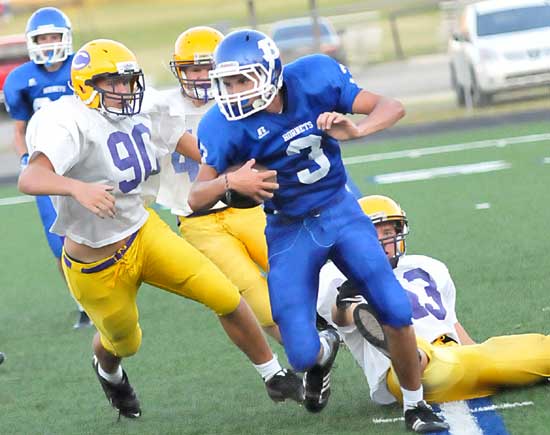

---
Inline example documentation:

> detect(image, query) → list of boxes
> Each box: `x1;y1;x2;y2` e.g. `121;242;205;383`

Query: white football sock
254;355;283;381
402;385;424;411
98;362;123;385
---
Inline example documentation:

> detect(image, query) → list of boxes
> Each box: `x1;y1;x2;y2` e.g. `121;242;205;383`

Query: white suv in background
448;0;550;106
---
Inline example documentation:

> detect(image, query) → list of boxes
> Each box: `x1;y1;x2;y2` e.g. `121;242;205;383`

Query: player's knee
276;315;320;371
242;292;275;327
110;326;142;357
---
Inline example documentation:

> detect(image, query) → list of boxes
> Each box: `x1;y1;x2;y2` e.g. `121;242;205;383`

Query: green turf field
0;120;549;434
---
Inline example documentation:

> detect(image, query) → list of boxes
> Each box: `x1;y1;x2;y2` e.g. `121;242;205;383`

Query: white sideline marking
439;401;483;435
475;202;491;210
343;133;550;166
469;401;534;413
372;401;534;425
542;157;550;164
0;195;34;206
371;160;511;184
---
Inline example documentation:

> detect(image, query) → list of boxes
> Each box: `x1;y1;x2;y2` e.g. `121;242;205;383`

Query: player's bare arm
331;303;354;327
454;321;476;345
19;153;115;219
188;163;225;211
317;90;405;141
175;132;201;162
189;159;278;211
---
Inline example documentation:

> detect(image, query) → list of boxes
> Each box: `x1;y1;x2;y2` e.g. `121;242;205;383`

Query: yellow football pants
387;334;550;403
62;210;241;357
177;206;274;328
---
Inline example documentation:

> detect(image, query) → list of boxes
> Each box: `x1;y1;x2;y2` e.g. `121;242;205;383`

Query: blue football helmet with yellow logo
209;29;283;120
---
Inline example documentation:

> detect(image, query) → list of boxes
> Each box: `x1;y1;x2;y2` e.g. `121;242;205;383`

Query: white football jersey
317;254;459;404
153;87;225;216
26;91;186;248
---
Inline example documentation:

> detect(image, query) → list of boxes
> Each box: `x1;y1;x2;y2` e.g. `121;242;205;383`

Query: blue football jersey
3;54;74;121
198;54;361;218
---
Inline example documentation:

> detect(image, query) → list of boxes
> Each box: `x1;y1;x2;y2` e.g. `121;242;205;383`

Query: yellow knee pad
100;324;143;358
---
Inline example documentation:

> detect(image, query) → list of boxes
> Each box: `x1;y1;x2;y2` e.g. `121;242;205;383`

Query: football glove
335;279;364;309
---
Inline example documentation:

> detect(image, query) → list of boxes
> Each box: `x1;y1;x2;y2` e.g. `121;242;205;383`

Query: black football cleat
265;369;304;403
405;401;450;433
74;310;94;329
92;356;141;419
0;352;5;365
303;328;340;413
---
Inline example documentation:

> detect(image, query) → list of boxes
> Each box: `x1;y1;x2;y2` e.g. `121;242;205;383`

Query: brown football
226;162;277;183
221;163;276;208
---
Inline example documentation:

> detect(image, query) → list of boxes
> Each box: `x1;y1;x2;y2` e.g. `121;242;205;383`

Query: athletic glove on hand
336;280;364;309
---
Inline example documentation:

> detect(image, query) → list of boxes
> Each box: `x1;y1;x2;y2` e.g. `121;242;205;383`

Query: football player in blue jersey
3;7;91;329
189;30;449;432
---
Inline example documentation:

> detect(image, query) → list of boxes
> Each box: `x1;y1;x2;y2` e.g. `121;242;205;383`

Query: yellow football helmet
71;39;145;115
358;195;409;267
169;26;223;101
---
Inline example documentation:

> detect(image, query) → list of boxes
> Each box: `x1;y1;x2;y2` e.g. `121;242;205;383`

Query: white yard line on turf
372;401;534;425
0;195;34;206
343;133;550;165
439;401;483;435
371;160;511;184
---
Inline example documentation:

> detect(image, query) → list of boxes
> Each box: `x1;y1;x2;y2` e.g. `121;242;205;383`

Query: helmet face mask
170;61;213;102
71;39;145;116
209;30;283;121
372;218;408;268
26;7;73;65
170;26;224;103
358;195;409;268
88;71;145;116
210;63;278;120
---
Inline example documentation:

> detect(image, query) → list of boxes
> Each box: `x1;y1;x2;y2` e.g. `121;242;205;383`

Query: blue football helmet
209;29;283;120
26;7;73;65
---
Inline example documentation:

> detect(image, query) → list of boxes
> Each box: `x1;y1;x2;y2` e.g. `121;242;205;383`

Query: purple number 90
107;123;157;193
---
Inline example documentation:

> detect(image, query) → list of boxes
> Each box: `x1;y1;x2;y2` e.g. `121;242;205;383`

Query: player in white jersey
154;26;281;341
317;195;550;406
18;39;303;419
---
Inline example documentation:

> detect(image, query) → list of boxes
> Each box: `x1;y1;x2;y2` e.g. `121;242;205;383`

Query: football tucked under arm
220;162;277;209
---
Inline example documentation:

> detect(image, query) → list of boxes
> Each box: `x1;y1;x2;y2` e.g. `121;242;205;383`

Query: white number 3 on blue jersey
286;135;330;184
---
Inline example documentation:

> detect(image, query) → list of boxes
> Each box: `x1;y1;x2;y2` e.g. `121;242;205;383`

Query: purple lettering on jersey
107;124;156;193
107;131;142;193
72;50;90;70
171;152;199;179
403;268;447;321
132;123;155;177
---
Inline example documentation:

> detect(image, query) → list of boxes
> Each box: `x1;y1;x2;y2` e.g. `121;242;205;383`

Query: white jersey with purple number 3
25;90;186;248
153;88;225;216
317;254;459;404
